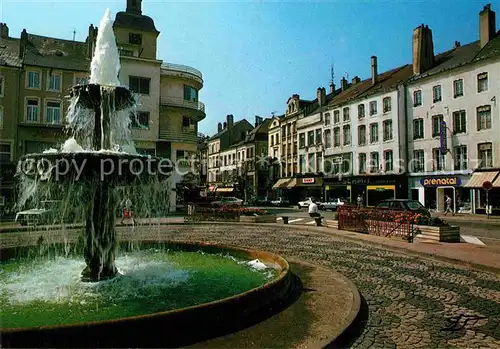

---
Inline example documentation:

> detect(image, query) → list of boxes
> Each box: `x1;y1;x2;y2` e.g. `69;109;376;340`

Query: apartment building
406;4;500;214
0;0;206;212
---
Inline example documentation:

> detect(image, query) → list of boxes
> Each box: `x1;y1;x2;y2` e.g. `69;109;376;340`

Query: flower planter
239;215;277;223
414;225;460;243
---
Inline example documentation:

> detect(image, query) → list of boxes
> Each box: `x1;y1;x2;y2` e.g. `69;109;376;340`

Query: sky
1;0;499;135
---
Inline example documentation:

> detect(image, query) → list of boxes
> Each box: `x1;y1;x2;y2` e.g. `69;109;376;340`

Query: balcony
161;63;204;86
160;96;206;120
159;127;197;144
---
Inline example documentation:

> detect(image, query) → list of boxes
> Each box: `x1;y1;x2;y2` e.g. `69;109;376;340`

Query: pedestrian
444;195;454;216
120;196;137;225
308;199;320;218
357;194;363;208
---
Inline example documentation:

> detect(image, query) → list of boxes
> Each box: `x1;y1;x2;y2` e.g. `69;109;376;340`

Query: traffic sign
482;181;493;191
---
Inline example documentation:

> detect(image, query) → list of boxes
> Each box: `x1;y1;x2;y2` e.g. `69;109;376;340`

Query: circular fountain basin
0;241;295;348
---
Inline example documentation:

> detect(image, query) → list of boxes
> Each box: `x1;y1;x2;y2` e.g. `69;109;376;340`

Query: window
383;97;391;112
333;110;340;124
413;90;422;107
343;125;351;145
384;151;393;172
26;98;39;122
432;115;444;137
343;107;350;122
333;127;340;147
307;131;314;146
324;113;331;126
369;101;377;115
315;129;322;144
0;106;3;129
413;150;425;172
432;85;442;102
270;135;274;146
48;73;61;91
45;101;61;124
453;79;464;98
183;85;198;102
383;120;393;141
358;125;366;146
452;110;466;134
324;129;332;148
27;71;40;89
370;152;379;173
358;104;365;119
0;143;11;164
477;105;492;131
359;153;366;173
130;111;150;128
432;148;445;171
129;76;150;95
119;49;134;57
299;133;306;148
0;76;4;96
478;143;493;168
413;118;424;140
454;145;467;170
299;155;305;173
370;123;379;143
316;152;323;173
129;33;142;45
75;75;88;86
477;72;488;93
182;116;191;127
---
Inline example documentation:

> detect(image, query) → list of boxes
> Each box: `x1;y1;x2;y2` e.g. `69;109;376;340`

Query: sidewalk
432;212;500;222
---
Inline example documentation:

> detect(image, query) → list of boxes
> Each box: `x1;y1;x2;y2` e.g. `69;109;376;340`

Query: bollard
282;216;289;224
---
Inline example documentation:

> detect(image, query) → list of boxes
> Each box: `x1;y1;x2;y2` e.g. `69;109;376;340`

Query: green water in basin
0;247;276;329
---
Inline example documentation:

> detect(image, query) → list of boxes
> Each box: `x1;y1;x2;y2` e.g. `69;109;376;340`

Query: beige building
0;0;205;212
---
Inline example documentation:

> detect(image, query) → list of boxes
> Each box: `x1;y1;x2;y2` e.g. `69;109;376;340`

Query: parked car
270;197;290;207
319;198;345;211
211;197;243;208
15;200;61;226
375;199;430;217
297;197;321;209
250;197;272;206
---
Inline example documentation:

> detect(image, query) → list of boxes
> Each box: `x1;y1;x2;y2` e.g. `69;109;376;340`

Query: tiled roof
114;12;159;34
0;37;22;67
207;119;252;141
23;34;89;71
473;31;500;62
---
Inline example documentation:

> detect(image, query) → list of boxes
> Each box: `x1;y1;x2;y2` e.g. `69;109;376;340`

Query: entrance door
411;189;419;201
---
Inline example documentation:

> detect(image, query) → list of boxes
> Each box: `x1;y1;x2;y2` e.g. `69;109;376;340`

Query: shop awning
286;178;297;188
493;175;500;188
216;187;234;193
272;178;290;189
464;171;499;188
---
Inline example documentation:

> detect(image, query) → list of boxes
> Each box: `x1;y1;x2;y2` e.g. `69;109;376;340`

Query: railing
161;63;203;81
159;129;197;143
160;96;205;113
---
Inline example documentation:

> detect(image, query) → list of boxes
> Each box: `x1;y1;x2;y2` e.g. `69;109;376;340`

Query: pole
486;189;490;219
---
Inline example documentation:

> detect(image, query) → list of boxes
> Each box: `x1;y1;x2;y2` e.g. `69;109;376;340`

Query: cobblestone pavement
139;224;500;349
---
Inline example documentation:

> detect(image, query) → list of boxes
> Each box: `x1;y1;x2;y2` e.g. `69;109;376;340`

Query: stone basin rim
1;239;291;334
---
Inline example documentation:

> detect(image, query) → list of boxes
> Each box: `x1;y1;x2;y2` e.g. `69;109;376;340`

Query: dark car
376;199;430;217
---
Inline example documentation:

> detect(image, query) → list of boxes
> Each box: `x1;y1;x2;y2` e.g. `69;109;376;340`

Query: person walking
120;196;137;225
444;195;454;216
357;194;363;208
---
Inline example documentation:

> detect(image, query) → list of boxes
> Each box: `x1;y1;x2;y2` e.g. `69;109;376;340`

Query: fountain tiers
18;83;172;282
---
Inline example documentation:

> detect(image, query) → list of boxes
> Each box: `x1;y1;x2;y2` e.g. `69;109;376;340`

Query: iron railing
160;96;205;113
160;63;203;81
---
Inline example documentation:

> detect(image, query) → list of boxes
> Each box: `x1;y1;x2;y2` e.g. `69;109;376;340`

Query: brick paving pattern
130;224;500;348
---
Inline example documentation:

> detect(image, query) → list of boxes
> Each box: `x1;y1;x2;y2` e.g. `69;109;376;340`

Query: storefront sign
440;121;448;155
302;178;315;184
420;177;461;187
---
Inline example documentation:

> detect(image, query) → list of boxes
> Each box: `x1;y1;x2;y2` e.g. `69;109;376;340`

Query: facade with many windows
406;4;500;214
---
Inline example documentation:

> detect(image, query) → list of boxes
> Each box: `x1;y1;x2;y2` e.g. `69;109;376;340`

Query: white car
270;197;289;206
211;197;243;207
298;197;320;209
15;200;60;226
319;198;345;211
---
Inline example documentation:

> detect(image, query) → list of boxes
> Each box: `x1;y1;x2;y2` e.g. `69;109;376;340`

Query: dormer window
129;33;142;45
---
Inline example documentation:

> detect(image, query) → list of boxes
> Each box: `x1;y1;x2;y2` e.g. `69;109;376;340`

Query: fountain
0;8;298;348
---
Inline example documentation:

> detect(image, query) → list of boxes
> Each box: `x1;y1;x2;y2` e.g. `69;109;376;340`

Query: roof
207;119;253;141
114;12;159;34
0;37;22;67
233;118;271;147
23;34;89;71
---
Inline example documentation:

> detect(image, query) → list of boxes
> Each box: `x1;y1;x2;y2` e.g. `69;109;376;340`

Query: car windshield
405;201;424;209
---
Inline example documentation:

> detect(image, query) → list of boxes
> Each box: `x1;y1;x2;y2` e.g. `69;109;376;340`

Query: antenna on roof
271;111;277;117
330;64;335;85
72;28;76;41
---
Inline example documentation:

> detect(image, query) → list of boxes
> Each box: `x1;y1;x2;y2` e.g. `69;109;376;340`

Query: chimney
19;29;28;59
317;87;327;107
371;56;378;85
223;122;227;129
0;23;9;38
480;4;496;48
454;41;461;48
412;24;435;76
341;77;348;91
255;115;263;127
127;0;142;15
217;122;222;132
86;24;97;59
227;114;234;129
352;76;361;85
329;82;335;93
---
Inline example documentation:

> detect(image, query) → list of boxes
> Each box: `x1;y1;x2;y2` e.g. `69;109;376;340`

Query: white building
406;4;500;214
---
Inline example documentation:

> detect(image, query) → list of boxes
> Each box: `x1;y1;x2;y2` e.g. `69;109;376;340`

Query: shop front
323;177;352;204
464;169;500;215
350;175;407;207
295;176;323;201
408;174;471;213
